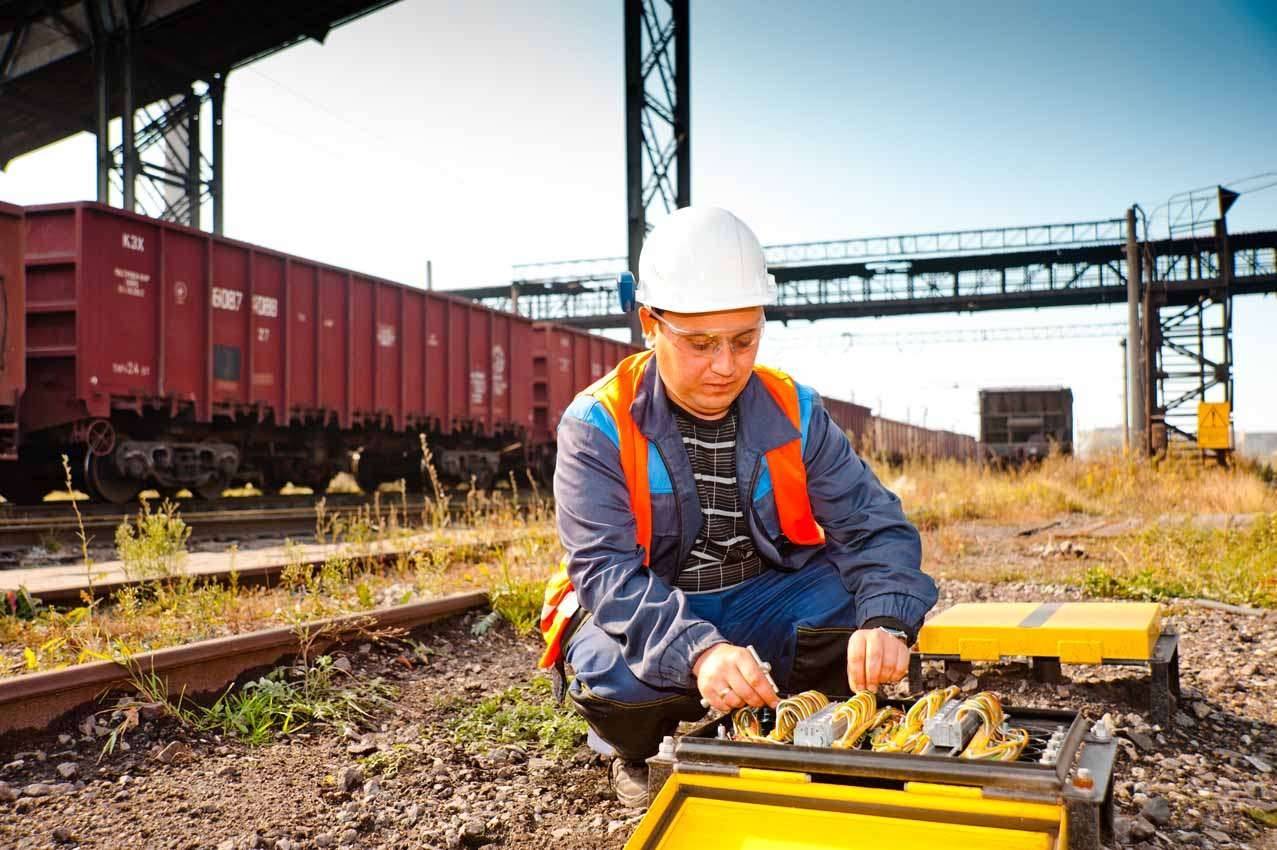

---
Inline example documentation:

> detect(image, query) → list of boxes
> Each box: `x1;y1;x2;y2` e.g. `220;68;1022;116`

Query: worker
538;207;937;808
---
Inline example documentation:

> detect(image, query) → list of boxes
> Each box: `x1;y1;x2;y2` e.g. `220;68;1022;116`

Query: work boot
609;757;650;809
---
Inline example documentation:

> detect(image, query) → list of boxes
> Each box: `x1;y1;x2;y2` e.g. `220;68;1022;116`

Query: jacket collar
629;355;801;454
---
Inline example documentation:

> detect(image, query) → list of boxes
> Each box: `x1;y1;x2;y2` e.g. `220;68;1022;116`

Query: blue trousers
565;560;858;760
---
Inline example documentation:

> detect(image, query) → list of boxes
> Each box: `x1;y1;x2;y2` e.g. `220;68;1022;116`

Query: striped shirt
672;403;763;592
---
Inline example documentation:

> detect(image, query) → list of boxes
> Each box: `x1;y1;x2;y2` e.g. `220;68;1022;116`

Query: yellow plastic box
917;602;1161;664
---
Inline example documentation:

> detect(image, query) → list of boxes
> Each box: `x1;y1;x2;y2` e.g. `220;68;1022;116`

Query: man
538;207;937;808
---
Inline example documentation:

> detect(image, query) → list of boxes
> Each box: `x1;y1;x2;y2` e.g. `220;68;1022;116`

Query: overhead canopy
0;0;399;168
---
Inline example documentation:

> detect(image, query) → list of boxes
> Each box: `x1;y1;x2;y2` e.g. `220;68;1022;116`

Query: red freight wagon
529;322;639;478
6;202;547;502
821;396;871;449
0;203;22;463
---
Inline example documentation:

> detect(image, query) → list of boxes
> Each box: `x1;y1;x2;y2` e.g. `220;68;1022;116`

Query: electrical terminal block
921;697;976;752
793;703;847;748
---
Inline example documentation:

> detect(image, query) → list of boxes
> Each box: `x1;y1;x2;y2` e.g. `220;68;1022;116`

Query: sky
1;0;1275;440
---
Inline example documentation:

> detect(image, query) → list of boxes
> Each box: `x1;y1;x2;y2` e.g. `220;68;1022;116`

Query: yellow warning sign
1197;402;1231;449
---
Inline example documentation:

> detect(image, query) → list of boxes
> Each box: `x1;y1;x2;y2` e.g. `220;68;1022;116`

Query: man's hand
692;643;780;712
846;628;910;693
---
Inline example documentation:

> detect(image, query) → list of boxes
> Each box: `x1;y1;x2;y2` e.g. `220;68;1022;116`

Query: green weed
115;499;191;580
447;676;586;758
360;743;415;778
106;653;396;751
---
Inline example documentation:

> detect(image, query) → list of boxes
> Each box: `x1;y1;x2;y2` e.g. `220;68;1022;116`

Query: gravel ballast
1;579;1275;849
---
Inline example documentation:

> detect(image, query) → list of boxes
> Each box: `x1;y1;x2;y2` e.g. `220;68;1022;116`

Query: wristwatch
876;626;911;645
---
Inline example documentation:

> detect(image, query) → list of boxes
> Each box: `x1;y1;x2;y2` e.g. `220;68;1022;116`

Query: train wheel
192;475;229;500
83;454;142;504
354;457;381;494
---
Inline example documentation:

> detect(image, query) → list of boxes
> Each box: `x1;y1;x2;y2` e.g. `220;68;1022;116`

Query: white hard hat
636;207;777;313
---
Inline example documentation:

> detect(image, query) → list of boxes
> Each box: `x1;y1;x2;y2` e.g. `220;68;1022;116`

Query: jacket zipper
746;455;763;532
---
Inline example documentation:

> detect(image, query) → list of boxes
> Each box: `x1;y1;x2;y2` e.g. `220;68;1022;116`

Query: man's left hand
846;628;910;693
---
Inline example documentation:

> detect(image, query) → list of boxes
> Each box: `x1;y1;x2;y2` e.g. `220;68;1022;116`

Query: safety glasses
649;311;765;358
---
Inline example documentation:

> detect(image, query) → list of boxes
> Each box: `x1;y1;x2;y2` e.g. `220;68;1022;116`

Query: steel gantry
624;0;689;341
452;209;1277;457
0;0;399;232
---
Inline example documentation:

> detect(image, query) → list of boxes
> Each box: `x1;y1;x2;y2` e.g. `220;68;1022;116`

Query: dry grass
1;456;560;676
886;452;1277;530
894;452;1277;607
0;525;559;676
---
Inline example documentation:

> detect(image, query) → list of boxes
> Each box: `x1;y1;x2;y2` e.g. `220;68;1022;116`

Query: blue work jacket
553;358;936;691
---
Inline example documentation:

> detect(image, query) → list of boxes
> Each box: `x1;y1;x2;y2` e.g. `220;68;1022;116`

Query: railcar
0;202;982;503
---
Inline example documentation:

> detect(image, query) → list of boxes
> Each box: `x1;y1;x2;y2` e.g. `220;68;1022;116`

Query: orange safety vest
537;350;825;669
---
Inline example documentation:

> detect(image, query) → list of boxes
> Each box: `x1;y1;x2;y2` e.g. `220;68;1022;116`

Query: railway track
0;590;489;736
0;492;540;551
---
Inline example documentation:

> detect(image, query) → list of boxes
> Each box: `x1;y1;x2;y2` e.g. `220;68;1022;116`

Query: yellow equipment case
628;699;1116;850
909;602;1180;726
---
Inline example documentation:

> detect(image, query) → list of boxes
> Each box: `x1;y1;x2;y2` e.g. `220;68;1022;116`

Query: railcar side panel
467;305;490;431
373;280;402;425
424;293;448;426
349;275;374;420
161;227;206;410
210;241;250;407
0;203;23;460
286;263;318;413
86;208;161;403
508;318;533;433
447;301;467;431
402;289;425;422
317;268;348;425
250;250;285;417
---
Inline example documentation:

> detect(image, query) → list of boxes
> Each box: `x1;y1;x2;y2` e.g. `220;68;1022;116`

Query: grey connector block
921;698;976;752
793;703;847;748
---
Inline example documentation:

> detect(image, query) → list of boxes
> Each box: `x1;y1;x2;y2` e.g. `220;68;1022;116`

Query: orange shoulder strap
752;365;826;546
589;350;655;565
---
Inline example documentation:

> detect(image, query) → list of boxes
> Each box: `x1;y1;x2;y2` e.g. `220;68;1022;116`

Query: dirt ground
1;521;1275;850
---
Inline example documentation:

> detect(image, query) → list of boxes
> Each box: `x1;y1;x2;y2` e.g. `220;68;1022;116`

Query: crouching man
537;207;937;807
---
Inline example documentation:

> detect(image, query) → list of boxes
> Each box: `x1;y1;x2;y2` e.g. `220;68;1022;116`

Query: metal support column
624;0;690;343
120;10;137;212
1124;208;1144;450
89;1;111;204
1120;338;1129;452
210;71;226;235
185;87;201;231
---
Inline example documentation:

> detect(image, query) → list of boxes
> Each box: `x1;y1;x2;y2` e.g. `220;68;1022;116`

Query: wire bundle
831;692;901;750
731;690;830;744
956;692;1030;762
871;686;960;754
769;690;830;743
867;708;905;749
732;705;766;741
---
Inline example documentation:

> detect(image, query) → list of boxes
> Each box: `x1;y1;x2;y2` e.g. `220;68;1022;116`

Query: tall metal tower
624;0;690;342
1142;184;1244;459
84;2;227;233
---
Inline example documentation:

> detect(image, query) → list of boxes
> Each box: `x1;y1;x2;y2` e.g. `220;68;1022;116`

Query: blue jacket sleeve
554;406;726;690
801;395;937;636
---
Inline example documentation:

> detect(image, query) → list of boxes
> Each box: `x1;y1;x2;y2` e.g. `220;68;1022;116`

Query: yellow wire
768;690;829;743
957;692;1029;762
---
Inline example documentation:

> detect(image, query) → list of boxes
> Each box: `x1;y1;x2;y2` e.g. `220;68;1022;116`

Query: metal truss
624;0;689;340
763;218;1126;266
1142;213;1242;457
509;218;1128;283
107;77;226;231
842;321;1128;347
455;225;1277;330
